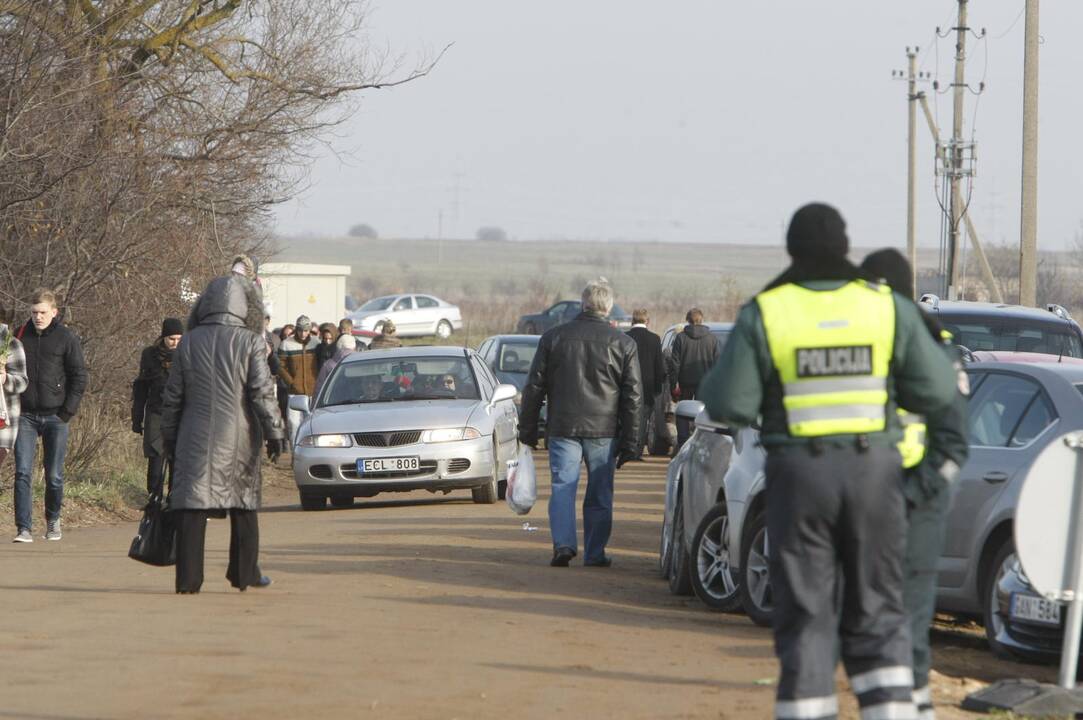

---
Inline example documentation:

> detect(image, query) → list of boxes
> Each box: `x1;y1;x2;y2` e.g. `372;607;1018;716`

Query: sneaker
12;529;32;543
45;520;61;541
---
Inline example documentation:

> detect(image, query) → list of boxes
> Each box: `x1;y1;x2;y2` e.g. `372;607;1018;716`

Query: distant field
276;235;948;341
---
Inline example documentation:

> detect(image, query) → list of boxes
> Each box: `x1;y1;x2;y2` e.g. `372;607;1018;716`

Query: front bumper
293;435;495;496
994;562;1073;660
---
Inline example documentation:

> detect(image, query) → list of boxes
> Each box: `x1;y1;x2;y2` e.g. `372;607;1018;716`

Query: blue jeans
14;414;70;531
547;436;618;562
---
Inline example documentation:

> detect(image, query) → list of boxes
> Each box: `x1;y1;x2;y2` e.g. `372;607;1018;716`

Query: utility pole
1019;0;1040;307
905;48;919;298
946;0;969;300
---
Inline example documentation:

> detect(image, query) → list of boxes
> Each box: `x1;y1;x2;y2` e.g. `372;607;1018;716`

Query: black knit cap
860;248;914;300
786;203;849;262
161;317;184;337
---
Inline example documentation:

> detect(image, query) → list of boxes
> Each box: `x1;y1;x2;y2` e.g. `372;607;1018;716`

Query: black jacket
520;313;642;454
16;318;88;421
667;324;719;390
132;341;173;457
626;326;663;398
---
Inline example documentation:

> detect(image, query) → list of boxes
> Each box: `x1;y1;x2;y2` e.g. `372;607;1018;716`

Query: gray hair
581;277;614;316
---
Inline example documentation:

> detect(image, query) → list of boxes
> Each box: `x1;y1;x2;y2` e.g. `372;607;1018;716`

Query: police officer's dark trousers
766;443;915;720
903;474;952;719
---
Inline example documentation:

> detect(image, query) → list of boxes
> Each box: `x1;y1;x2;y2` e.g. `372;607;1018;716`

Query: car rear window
940;318;1083;359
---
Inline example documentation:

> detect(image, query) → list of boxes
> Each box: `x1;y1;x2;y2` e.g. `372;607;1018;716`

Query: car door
938;371;1047;589
413;295;441;335
389;295;416;335
473;356;516;463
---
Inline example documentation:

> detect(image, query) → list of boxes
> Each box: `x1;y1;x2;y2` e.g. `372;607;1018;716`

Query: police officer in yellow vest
862;249;969;720
699;204;957;720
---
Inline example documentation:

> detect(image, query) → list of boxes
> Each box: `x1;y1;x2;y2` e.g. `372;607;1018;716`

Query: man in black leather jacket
519;278;643;568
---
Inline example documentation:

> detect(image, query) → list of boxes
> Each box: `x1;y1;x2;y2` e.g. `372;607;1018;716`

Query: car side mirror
288;395;311;414
488;383;517;410
675;399;705;421
694;409;733;436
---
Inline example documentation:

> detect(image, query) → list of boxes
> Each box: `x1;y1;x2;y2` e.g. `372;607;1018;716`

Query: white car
349;294;463;340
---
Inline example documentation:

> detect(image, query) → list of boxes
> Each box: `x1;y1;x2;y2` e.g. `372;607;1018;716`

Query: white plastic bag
505;443;537;515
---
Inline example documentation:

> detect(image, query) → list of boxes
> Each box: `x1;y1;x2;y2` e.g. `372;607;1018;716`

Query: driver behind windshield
360;375;383;402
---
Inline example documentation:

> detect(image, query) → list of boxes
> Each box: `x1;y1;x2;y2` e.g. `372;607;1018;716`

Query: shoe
550;547;576;567
12;529;32;543
45;520;61;541
584;556;613;568
240;575;273;592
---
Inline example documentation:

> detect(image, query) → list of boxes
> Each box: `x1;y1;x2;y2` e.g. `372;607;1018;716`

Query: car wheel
667;495;693;596
435;320;452;340
982;537;1019;659
690;503;742;611
299;491;326;511
471;444;500;504
739;507;773;627
330;495;353;509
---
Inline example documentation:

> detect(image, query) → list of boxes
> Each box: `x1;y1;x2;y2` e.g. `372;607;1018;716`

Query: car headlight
422;427;482;443
297;434;353;448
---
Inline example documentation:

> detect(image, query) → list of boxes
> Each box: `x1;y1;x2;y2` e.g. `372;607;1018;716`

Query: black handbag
129;462;177;566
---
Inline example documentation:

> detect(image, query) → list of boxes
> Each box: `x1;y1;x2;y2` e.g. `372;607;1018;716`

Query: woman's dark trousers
175;509;261;593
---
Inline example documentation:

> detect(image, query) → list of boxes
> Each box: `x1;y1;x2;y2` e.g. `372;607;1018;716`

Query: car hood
349;310;388;323
309;400;481;434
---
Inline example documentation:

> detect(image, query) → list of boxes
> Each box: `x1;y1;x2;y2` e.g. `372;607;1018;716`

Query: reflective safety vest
757;280;896;437
897;410;927;468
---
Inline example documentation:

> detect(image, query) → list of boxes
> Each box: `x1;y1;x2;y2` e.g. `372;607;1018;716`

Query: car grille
446;458;471;474
1006;618;1064;653
340;461;438;480
353;431;422;448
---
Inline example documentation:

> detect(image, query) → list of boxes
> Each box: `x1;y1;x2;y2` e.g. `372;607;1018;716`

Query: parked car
646;322;733;457
289;346;519;509
920;295;1083;359
477;334;547;446
660;354;1083;658
349;294;463;340
515;301;632;334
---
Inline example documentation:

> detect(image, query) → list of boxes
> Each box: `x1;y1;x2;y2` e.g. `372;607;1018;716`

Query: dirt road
0;455;1053;719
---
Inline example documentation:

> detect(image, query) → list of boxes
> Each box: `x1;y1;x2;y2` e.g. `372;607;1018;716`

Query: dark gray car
515;301;632;334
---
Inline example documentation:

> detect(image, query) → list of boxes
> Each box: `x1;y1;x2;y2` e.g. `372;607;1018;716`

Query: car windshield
940;319;1083;358
497;342;538;373
319;357;479;406
359;296;395;312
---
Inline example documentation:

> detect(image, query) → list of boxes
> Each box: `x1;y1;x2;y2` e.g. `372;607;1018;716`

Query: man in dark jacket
12;288;88;543
131;318;184;495
626;308;663;460
520;278;642;567
162;274;286;593
667;308;720;450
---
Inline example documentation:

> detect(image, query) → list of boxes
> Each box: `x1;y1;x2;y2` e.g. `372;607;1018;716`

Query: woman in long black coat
131;318;184;495
161;274;286;594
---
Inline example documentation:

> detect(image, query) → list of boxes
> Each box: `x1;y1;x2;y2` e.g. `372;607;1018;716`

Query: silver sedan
289;346;519;509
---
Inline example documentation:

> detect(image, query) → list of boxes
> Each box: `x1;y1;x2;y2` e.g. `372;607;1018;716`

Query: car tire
330;495;353;509
690;503;742;611
982;537;1020;659
300;491;326;511
435;320;452;340
739;507;773;627
667;496;693;596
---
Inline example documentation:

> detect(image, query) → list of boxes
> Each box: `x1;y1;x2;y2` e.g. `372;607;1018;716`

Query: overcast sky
273;1;1083;252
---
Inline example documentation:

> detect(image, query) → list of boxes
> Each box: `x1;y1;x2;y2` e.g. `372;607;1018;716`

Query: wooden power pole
946;0;968;300
1019;0;1040;307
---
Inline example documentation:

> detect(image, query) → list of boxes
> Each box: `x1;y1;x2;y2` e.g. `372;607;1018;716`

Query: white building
259;263;351;329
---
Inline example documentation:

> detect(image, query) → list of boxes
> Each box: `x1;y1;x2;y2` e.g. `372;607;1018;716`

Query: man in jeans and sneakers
12;288;88;542
519;278;642;567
